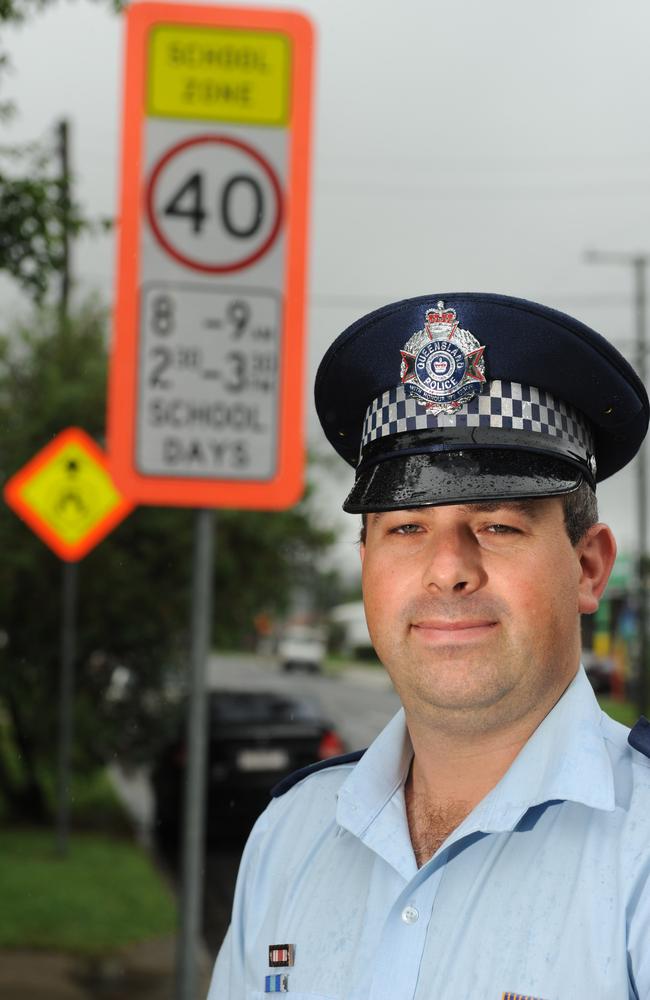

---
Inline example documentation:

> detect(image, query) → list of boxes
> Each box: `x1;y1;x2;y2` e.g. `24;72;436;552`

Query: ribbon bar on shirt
502;992;550;1000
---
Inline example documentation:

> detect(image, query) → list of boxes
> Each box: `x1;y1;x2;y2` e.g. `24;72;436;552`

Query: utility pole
57;119;71;326
55;118;77;857
585;250;649;717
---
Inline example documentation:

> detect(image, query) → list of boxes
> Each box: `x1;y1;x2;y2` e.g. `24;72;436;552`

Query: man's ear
577;523;617;615
359;541;366;566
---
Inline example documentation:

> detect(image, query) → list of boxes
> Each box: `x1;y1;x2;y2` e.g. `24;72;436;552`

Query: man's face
360;498;594;735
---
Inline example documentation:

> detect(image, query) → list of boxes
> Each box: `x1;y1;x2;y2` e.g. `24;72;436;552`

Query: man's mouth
410;619;498;642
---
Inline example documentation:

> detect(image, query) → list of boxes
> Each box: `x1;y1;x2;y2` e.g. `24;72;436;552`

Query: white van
278;625;326;673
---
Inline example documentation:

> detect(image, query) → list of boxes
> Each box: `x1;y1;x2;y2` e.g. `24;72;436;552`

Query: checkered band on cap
360;380;594;461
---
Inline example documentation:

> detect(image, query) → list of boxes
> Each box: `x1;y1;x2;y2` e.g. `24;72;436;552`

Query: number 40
163;171;264;238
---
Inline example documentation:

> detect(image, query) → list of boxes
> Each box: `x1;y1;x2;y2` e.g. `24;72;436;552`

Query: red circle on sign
145;135;284;274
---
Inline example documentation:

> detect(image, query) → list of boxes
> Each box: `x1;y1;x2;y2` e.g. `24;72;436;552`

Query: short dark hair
358;479;598;546
562;479;599;545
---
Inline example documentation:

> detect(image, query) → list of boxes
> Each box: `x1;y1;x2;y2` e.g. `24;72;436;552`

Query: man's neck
403;725;535;867
403;667;578;805
402;679;574;865
408;719;533;806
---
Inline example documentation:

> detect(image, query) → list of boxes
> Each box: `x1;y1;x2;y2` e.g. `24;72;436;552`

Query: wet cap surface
344;448;583;513
315;293;649;512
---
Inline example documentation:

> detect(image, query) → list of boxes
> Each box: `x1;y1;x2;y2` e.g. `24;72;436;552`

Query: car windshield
209;691;321;724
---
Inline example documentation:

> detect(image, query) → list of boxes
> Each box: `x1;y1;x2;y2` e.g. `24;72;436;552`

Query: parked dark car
151;689;346;849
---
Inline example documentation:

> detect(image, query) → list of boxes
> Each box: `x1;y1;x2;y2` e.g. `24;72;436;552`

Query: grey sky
5;0;650;575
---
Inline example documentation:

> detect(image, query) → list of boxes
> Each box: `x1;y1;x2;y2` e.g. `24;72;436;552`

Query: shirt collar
336;707;413;875
471;666;616;835
337;706;411;833
337;666;615;853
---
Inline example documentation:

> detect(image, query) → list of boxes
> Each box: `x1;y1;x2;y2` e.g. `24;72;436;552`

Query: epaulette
628;716;650;758
271;749;366;798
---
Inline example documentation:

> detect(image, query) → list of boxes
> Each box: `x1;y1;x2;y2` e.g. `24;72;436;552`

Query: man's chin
408;660;516;715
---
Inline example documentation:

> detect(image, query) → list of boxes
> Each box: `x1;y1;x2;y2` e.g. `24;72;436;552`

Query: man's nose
421;525;485;594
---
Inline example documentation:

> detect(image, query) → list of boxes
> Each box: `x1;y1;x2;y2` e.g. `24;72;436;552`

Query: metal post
176;508;215;1000
634;259;649;716
57;119;71;325
56;560;78;857
54;118;76;859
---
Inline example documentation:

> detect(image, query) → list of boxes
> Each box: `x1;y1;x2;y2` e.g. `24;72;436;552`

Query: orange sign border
108;3;314;509
4;428;135;562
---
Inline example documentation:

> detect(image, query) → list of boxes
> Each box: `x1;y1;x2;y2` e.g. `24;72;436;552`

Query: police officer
207;294;650;1000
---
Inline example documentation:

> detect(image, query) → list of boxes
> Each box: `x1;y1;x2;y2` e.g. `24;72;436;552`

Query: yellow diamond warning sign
4;428;134;561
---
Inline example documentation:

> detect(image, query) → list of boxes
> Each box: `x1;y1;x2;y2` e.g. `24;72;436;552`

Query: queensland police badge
400;301;486;413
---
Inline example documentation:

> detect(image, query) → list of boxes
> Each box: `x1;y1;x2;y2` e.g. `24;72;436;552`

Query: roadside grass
0;829;176;954
597;696;639;728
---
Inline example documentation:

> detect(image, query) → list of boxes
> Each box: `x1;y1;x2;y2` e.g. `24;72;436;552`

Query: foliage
0;300;188;820
0;300;339;824
213;501;337;648
0;829;176;953
0;0;122;22
0;716;131;832
0;142;86;301
0;0;120;298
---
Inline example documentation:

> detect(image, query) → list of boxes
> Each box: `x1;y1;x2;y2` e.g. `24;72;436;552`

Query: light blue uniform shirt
207;668;650;1000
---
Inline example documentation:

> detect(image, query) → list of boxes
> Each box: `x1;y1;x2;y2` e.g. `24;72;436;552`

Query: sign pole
176;507;215;1000
56;559;78;857
3;429;133;857
109;12;314;990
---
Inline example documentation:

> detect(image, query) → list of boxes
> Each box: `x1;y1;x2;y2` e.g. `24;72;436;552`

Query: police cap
314;293;649;513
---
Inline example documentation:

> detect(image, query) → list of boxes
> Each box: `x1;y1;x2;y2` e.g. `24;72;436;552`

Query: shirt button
401;905;419;924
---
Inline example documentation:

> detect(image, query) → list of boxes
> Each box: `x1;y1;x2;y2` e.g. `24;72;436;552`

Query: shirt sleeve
207;924;233;999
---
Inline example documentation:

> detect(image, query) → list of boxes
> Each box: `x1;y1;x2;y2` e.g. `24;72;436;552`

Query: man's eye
485;523;519;535
391;523;422;535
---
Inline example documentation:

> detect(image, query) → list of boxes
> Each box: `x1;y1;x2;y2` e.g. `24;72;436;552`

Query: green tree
0;140;86;302
0;300;337;823
0;0;119;302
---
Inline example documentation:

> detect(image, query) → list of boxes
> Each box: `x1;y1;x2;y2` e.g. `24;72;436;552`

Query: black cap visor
343;447;585;513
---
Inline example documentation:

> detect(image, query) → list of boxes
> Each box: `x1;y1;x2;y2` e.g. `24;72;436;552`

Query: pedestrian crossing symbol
4;427;134;561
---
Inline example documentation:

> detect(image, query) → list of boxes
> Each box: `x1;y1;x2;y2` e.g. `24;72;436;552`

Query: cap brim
343;448;583;513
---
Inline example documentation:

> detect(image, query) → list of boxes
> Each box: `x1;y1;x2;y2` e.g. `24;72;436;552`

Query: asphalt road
201;652;401;958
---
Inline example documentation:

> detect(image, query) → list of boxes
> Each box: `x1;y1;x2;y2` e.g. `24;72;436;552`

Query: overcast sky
5;0;650;577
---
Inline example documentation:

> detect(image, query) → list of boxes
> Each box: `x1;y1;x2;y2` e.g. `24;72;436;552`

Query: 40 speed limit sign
108;3;314;508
